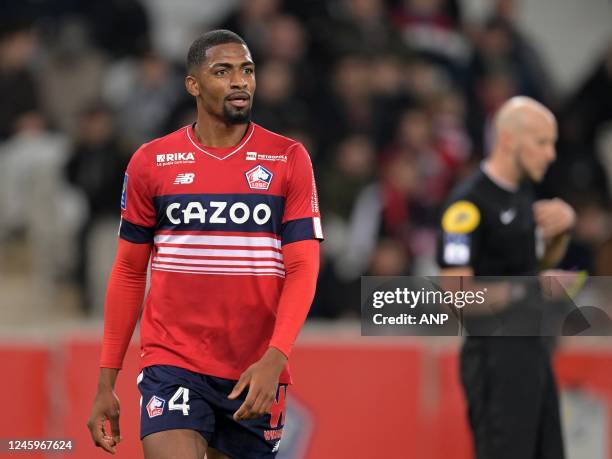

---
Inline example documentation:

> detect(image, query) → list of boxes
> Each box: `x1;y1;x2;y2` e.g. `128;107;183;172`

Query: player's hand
533;198;576;239
87;388;122;454
228;347;287;421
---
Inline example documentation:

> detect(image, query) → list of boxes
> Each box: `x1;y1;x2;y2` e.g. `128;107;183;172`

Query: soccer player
437;97;574;458
87;30;323;459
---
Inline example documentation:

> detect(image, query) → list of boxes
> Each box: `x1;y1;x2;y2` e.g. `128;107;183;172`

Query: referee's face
516;113;557;182
188;43;256;124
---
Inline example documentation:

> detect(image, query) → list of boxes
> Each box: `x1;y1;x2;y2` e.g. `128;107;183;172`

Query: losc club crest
245;165;273;190
146;395;165;418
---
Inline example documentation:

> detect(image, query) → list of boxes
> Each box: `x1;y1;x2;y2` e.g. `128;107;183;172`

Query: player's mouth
226;92;251;109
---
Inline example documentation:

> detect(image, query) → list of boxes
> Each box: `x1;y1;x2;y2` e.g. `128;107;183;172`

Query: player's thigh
206;447;231;459
143;428;207;459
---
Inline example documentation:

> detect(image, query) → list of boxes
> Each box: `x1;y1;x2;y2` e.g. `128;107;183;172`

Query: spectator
335;151;422;281
468;16;553;104
84;0;151;58
0;19;39;140
250;59;309;134
392;0;469;81
103;50;182;148
322;0;408;60
65;104;128;313
38;17;107;136
314;54;374;156
0;112;80;307
217;0;281;61
320;134;376;222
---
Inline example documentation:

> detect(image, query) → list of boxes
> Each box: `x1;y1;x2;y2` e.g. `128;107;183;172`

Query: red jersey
119;123;323;384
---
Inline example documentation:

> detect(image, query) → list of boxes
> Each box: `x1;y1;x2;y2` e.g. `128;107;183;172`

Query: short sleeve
436;199;481;268
281;143;324;245
119;149;156;243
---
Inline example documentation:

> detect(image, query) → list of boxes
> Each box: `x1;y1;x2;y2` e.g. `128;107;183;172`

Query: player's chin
223;104;251;125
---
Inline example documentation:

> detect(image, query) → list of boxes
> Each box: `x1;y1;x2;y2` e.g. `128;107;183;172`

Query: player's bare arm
230;239;320;421
87;239;151;454
228;347;288;421
88;368;121;454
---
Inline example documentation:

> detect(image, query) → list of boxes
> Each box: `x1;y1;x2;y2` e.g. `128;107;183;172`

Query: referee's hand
533;198;576;239
229;347;287;421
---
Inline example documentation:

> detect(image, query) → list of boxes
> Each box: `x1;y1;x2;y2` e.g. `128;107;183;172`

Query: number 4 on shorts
169;387;190;415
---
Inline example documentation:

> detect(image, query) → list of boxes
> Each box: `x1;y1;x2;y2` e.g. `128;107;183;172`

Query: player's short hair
187;29;247;73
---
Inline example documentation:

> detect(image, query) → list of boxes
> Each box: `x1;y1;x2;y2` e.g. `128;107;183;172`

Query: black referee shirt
437;168;541;276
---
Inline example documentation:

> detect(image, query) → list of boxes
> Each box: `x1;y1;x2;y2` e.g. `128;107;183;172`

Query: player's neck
193;116;249;148
482;158;519;191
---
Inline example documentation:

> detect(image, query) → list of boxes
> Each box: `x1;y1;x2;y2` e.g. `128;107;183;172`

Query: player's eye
244;67;254;75
215;69;227;76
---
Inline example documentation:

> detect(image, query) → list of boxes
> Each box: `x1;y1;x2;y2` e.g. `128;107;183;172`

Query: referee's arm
534;198;576;270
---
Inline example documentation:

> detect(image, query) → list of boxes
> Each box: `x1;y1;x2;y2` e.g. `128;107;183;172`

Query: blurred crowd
0;0;611;318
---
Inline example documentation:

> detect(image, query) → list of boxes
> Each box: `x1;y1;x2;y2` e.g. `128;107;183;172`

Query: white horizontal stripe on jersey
152;263;285;276
152;263;285;274
154;234;281;249
156;246;283;260
152;266;285;278
153;256;285;269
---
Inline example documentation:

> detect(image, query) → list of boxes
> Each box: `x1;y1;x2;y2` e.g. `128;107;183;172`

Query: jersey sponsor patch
156;152;196;166
246;151;287;162
443;234;471;265
121;173;128;210
442;200;480;234
245;165;273;190
154;193;284;234
146;395;165;418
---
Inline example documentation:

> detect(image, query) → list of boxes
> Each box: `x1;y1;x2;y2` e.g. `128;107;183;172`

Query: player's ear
185;75;200;97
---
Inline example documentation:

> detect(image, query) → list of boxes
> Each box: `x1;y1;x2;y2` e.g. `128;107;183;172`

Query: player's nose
230;72;248;89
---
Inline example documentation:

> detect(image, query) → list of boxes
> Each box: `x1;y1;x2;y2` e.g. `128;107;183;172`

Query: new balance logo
174;173;195;184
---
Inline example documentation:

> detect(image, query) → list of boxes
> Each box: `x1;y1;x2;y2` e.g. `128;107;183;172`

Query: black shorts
460;337;565;459
138;365;286;458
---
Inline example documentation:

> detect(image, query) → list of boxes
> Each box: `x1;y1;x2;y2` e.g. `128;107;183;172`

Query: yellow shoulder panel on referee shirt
442;200;480;234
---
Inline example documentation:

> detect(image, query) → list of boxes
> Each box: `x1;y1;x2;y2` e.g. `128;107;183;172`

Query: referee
437;97;575;459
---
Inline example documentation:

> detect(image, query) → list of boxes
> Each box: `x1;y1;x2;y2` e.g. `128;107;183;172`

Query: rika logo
146;395;165;418
156;152;195;166
245;165;273;190
174;173;195;185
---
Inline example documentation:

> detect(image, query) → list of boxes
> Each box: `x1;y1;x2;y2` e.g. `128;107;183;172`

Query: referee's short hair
187;30;247;73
